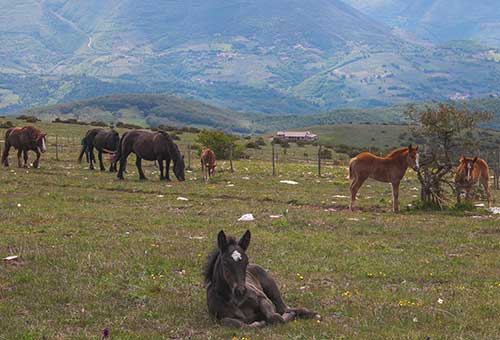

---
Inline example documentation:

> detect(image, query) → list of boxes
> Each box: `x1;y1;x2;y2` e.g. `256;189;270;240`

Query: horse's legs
17;149;23;168
1;143;10;167
250;266;287;314
158;158;165;180
349;176;366;212
33;149;41;169
391;181;401;213
456;185;462;204
136;156;146;180
165;157;171;181
23;150;29;167
117;151;131;180
259;298;284;325
89;146;95;170
98;150;105;171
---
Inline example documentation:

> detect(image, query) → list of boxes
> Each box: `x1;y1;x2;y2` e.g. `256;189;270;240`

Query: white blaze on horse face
467;163;472;181
415;153;420;169
231;250;242;262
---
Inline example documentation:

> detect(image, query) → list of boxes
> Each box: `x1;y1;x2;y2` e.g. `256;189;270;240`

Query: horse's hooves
139;177;147;181
268;313;285;325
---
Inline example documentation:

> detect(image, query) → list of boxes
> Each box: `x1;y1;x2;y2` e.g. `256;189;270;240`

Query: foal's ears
238;230;251;251
473;157;478;163
460;155;465;162
217;230;228;252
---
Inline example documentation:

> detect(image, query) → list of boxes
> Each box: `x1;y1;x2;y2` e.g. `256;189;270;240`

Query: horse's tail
77;138;88;164
348;158;356;180
112;132;125;164
1;128;13;166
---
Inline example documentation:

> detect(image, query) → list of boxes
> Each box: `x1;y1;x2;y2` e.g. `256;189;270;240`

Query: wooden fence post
229;144;234;173
272;142;276;176
318;145;322;177
187;144;192;170
55;135;59;161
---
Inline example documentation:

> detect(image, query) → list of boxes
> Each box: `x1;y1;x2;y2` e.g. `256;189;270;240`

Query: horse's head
173;154;185;181
459;156;478;182
37;134;47;153
217;230;251;302
406;144;419;171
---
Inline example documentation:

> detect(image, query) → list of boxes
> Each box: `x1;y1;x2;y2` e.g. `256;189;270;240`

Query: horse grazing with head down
455;156;491;207
115;129;185;181
201;148;216;182
204;230;320;328
2;126;47;168
349;145;420;212
78;128;120;172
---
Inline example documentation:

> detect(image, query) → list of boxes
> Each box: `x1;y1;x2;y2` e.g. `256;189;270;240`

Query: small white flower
437;298;444;304
17;203;21;208
413;317;418;323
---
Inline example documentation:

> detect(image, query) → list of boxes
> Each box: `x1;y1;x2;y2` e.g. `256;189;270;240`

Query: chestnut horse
2;126;47;168
455;156;491;207
349;145;419;212
201;148;216;182
204;230;320;328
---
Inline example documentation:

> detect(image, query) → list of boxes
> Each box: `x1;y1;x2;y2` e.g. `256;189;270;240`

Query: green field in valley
1;121;500;339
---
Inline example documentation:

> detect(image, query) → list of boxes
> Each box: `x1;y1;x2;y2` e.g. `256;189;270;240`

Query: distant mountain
2;0;500;114
344;0;500;47
16;94;500;133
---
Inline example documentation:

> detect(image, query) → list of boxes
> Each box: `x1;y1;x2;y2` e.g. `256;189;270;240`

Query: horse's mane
203;236;238;286
386;146;409;158
158;131;182;160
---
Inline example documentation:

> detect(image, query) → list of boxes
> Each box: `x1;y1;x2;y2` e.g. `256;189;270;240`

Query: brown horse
204;230;320;328
2;126;47;168
115;129;185;181
201;148;216;182
455;156;491;207
349;145;419;212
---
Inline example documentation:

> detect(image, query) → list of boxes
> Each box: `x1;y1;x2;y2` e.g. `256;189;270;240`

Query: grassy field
1;121;500;339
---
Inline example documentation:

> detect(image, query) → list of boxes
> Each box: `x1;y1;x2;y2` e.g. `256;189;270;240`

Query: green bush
195;129;243;159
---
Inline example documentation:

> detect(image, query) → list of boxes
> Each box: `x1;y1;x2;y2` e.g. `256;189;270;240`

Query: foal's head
459;156;478;181
406;145;419;171
217;230;251;301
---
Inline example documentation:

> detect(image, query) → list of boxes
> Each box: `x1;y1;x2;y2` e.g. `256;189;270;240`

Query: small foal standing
204;230;320;328
455;156;491;207
201;148;216;182
349;145;420;212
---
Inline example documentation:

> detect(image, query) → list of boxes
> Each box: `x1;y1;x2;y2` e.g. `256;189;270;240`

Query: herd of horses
1;125;494;327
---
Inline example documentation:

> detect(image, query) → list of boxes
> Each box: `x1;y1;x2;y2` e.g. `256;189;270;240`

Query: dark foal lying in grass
203;230;320;328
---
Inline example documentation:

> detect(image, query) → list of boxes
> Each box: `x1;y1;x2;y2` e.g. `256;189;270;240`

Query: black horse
115;129;185;181
203;230;320;328
78;128;120;172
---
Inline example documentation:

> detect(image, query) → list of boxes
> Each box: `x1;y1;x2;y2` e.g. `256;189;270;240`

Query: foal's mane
203;236;238;285
386;147;409;158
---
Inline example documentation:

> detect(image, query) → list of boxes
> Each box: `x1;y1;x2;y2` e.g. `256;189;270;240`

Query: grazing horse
2;126;47;168
115;129;185;181
455;156;491;207
349;145;420;212
201;148;216;182
78;128;120;172
204;230;320;328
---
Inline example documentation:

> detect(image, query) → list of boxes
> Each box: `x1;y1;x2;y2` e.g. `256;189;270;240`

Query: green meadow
1;120;500;339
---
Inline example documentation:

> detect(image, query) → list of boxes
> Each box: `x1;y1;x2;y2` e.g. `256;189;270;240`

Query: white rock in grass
332;195;348;198
475;203;485;207
3;255;18;261
437;298;444;304
17;203;21;208
157;195;164;198
269;214;283;219
177;197;189;201
238;214;255;222
489;207;500;214
280;180;298;185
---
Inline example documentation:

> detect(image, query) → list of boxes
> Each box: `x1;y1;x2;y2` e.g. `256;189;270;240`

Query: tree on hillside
406;104;492;208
